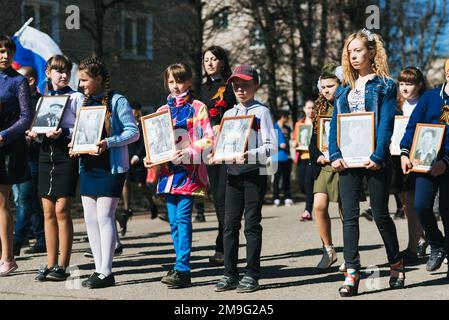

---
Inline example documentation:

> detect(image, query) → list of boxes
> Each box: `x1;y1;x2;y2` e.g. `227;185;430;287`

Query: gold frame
296;123;313;151
71;106;107;154
337;112;375;168
409;123;445;173
212;115;254;163
140;108;177;166
317;116;331;162
30;95;70;134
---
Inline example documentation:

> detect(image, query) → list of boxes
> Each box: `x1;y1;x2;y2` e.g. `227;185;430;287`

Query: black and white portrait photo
410;124;445;172
296;124;313;151
213;116;254;162
31;96;69;133
141;110;176;165
338;112;374;167
72;106;107;153
318;116;331;160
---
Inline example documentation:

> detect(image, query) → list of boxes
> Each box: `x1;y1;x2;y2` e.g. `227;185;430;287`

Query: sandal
338;269;360;297
389;259;405;289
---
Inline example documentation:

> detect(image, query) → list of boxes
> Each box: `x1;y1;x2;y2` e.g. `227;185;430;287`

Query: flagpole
14;18;34;38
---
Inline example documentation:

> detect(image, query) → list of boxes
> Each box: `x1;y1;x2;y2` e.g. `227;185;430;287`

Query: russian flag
12;18;78;94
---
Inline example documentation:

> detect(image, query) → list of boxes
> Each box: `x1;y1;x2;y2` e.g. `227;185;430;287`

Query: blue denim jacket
329;76;397;165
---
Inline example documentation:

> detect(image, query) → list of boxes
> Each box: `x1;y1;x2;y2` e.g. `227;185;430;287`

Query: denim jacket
329;76;397;165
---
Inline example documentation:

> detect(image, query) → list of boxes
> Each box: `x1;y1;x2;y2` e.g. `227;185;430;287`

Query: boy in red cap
213;65;275;293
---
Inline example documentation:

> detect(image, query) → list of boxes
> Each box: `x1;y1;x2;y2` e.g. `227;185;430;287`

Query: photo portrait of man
34;103;63;127
413;129;438;167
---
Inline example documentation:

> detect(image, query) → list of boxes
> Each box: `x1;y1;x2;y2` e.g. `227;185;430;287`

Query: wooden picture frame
317;116;331;161
212;115;254;162
409;123;445;173
390;116;410;156
30;95;69;134
71;106;107;154
141;109;177;166
337;112;375;168
296;123;313;151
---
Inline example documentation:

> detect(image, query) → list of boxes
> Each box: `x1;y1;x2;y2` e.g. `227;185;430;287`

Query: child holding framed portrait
400;60;449;277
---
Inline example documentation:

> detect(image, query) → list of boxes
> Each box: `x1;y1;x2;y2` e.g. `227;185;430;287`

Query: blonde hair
341;31;390;89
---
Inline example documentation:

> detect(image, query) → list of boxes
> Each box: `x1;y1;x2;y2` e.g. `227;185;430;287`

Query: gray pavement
1;196;448;300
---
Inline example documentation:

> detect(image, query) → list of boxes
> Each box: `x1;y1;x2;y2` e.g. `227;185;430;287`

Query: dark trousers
207;164;227;254
273;159;292;199
414;173;449;252
339;165;400;270
223;170;267;280
297;159;314;212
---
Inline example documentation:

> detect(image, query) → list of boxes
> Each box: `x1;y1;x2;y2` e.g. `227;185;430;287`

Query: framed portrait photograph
31;95;69;134
296;123;313;151
410;123;445;173
390;116;410;156
141;109;177;166
337;112;375;168
212;115;254;162
71;106;107;154
317;116;331;161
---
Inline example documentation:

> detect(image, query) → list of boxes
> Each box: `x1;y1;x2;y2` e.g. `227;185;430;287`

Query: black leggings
297;159;314;213
273;159;292;199
207;164;227;254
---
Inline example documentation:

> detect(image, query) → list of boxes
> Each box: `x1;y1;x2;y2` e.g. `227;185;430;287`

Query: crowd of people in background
1;26;449;297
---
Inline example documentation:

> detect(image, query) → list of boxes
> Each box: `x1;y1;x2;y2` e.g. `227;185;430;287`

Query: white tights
82;196;119;276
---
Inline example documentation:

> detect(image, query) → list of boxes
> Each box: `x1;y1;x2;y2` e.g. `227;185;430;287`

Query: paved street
1;196;448;300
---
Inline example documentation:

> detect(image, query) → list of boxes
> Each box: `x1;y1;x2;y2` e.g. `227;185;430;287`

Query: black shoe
46;266;70;281
195;213;206;223
401;249;419;265
389;259;405;289
209;252;224;266
84;248;94;258
150;204;158;220
394;208;405;220
160;270;175;284
214;276;239;292
87;273;115;289
361;208;373;221
35;265;52;282
82;272;100;287
116;209;133;236
24;244;46;254
426;248;446;272
236;276;259;293
417;240;428;258
162;270;191;288
158;212;169;222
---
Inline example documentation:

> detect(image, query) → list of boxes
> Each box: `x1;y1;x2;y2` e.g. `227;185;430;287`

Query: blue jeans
414;173;449;252
165;194;194;272
13;161;45;247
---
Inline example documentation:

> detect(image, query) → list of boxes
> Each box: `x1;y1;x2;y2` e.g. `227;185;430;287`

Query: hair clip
361;28;374;41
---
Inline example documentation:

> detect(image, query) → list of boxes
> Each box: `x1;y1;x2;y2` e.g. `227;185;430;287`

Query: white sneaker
316;245;337;269
274;199;281;206
338;262;346;273
284;199;293;206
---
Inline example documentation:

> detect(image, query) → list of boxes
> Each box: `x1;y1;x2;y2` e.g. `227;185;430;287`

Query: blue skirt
80;168;126;197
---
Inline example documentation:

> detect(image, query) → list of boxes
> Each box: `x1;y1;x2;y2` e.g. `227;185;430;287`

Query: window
250;27;265;49
122;12;154;60
212;9;229;30
22;0;60;42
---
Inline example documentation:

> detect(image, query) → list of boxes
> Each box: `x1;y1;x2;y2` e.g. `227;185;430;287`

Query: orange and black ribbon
439;105;449;125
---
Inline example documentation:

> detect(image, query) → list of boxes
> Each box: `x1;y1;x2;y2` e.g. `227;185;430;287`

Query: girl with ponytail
71;57;139;289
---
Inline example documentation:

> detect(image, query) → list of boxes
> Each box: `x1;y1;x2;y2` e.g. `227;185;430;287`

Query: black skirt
0;137;30;185
38;136;79;197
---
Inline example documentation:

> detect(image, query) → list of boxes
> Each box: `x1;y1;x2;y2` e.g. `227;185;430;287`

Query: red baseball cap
227;65;259;84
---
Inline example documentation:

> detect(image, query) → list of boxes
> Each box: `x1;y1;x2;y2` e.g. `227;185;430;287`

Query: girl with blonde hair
328;29;404;296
